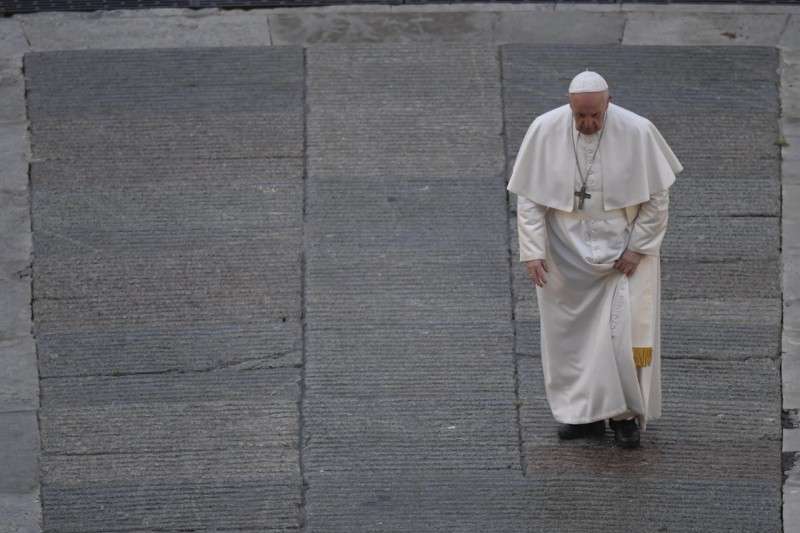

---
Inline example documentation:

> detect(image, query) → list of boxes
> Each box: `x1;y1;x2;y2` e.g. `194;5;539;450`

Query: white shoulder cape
506;103;683;212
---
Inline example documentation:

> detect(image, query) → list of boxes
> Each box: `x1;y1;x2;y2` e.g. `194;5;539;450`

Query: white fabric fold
507;103;682;212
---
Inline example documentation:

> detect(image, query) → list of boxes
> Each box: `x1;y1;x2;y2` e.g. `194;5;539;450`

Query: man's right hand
525;259;548;287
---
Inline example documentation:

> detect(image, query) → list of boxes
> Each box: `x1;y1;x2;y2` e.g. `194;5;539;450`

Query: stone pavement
0;3;797;532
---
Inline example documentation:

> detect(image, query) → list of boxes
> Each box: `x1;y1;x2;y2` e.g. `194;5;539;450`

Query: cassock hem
552;405;641;426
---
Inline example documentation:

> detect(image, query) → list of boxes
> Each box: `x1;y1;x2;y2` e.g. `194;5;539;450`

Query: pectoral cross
575;185;592;209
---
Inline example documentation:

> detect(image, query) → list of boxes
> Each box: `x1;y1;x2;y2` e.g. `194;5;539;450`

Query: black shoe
557;420;606;440
609;417;640;448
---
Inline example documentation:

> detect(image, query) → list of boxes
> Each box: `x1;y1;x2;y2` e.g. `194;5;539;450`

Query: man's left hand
614;249;644;277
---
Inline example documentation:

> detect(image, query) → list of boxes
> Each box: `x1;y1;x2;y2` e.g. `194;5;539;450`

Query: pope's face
569;91;610;135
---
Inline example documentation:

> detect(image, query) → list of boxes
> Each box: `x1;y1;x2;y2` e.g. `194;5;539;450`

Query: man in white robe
507;71;682;448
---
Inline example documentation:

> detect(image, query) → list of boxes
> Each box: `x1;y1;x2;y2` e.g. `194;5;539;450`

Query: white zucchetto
568;71;609;93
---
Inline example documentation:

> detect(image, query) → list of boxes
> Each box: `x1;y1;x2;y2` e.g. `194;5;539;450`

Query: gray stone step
27;46;305;532
24;47;304;161
517;355;781;531
304;43;521;530
306;43;505;180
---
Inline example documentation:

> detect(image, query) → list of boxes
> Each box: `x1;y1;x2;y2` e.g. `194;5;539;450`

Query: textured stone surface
518;356;782;531
0;336;39;411
788;463;800;533
661;216;779;261
668;174;779;217
306;43;504;180
18;33;787;532
27;47;304;531
38;368;300;531
0;60;26;125
30;158;303;378
506;44;782;529
502;45;780;160
786;428;800;452
781;29;800;499
0;124;31;192
24;47;303;161
0;18;29;59
0;490;42;533
0;411;40;493
0;274;31;339
20;10;269;51
305;470;542;531
623;13;789;46
661;259;781;300
780;14;800;50
495;11;624;45
304;43;520;529
270;11;494;44
786;328;800;410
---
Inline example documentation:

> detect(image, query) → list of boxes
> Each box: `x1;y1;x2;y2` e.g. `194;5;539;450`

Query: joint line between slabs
297;46;309;532
498;44;528;477
20;51;47;532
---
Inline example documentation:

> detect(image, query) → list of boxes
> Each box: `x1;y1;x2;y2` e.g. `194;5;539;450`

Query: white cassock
507;103;682;432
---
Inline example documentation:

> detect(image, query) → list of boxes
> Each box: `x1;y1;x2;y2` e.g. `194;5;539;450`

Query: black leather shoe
609;417;640;448
557;420;606;439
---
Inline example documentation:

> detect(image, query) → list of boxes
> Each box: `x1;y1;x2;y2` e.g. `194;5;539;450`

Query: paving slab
30;159;303;377
623;12;789;46
785;183;800;255
304;42;521;529
785;325;800;409
668;175;779;217
661;216;779;261
20;10;269;51
0;188;31;259
0;336;38;411
41;481;298;533
506;42;782;531
0;62;26;125
780;14;800;50
269;10;494;44
524;356;781;445
0;411;40;493
24;47;303;161
38;368;300;531
38;380;302;532
616;4;799;14
305;470;541;531
501;45;780;162
494;11;624;45
305;179;510;325
306;43;504;179
782;49;800;120
0;18;29;59
26;46;305;531
0;490;42;533
788;465;800;533
663;259;781;300
0;276;30;340
8;13;790;532
0;124;30;193
518;355;781;531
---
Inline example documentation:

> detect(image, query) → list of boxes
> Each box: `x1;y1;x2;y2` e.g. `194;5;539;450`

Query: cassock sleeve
516;194;548;262
627;188;669;256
